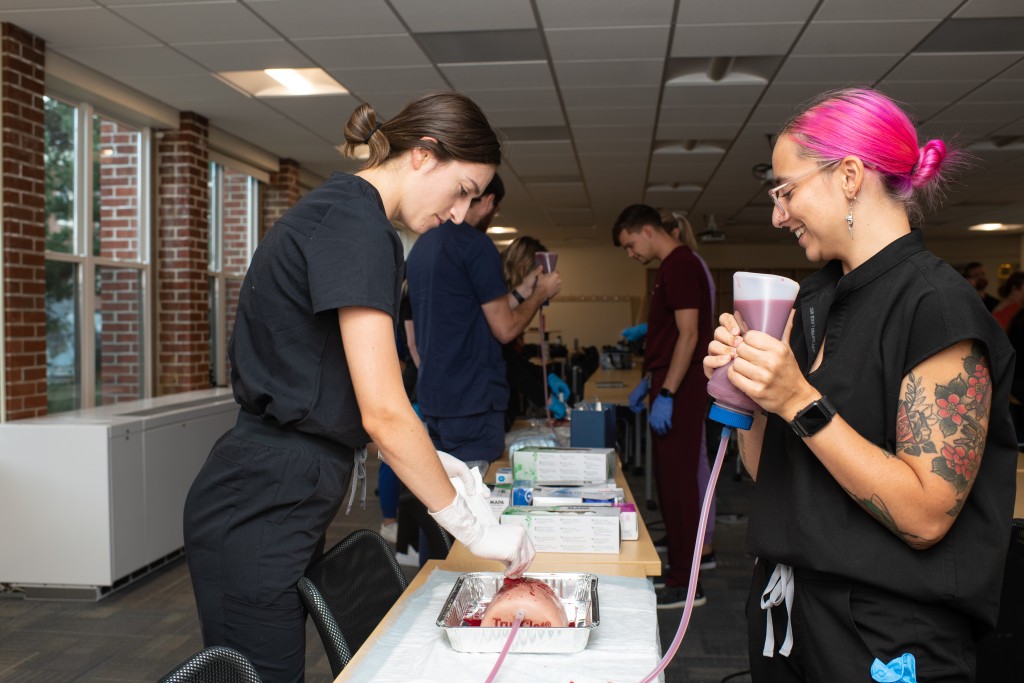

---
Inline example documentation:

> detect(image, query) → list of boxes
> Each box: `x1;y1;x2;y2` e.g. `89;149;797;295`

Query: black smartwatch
658;387;675;398
789;395;837;438
511;289;525;304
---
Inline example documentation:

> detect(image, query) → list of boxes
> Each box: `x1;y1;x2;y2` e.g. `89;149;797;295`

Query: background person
962;260;1000;311
993;270;1024;331
182;92;535;683
614;203;714;609
704;87;1016;682
657;208;719;570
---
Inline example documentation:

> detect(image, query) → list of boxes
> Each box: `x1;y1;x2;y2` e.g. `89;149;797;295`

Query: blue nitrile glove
649;394;673;435
628;376;650;413
547;373;570;402
621;323;648;342
548;395;567;420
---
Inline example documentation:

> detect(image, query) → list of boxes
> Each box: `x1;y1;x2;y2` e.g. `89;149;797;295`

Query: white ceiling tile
570;125;655;142
524;182;589;206
508;156;581;176
657;105;752;127
545;27;670;61
661;83;766;107
536;0;674;28
120;73;247;104
928;102;1024;123
390;0;535;32
0;7;157;48
55;45;207;78
2;0;92;7
466;88;561;111
545;208;595;226
487;109;567;127
671;23;803;58
1001;61;1024;79
963;80;1024;103
176;40;314;71
885;53;1021;81
113;2;279;44
441;62;554;91
656;123;746;139
260;94;362;132
561;86;660;110
774;55;902;83
677;0;817;24
294;35;430;69
876;81;980;105
246;0;405;38
793;20;939;56
566;107;657;127
758;82;835;106
817;0;962;20
327;66;448;96
955;0;1024;18
505;140;575;158
554;59;663;88
574;140;652;156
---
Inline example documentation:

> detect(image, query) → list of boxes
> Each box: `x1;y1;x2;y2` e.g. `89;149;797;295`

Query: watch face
792;398;836;437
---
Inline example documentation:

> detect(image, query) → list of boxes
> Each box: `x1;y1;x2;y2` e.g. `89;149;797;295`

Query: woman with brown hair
183;92;534;683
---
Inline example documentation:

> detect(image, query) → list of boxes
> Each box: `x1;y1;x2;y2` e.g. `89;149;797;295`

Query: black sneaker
655;583;706;609
700;551;718;570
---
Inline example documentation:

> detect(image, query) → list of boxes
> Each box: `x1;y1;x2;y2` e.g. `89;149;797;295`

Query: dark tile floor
0;440;756;683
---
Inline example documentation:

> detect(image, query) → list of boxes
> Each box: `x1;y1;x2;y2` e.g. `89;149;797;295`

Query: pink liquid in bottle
707;298;795;419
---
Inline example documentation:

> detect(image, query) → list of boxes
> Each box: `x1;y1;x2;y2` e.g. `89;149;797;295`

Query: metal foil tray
436;572;599;653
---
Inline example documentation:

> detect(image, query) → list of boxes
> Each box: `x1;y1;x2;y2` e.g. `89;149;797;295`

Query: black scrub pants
183;411;354;683
747;559;977;682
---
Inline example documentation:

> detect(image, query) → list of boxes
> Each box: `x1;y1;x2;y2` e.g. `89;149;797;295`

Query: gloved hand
649;394;673;435
547;373;570;401
548;395;567;420
430;493;536;576
628;376;650;413
436;450;489;499
622;323;648;342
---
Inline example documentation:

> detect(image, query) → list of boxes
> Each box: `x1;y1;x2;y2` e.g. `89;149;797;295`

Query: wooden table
582;366;642;407
446;454;662;578
1015;452;1024;518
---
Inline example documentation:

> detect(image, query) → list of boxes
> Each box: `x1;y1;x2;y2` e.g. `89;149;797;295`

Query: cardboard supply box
499;505;621;554
511;447;616;485
614;503;639;541
488;486;511;521
531;484;624;507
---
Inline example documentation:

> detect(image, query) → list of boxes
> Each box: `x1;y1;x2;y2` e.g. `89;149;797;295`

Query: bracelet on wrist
511;289;526;304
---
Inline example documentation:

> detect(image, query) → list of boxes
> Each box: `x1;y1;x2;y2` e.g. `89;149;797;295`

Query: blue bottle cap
709;402;754;430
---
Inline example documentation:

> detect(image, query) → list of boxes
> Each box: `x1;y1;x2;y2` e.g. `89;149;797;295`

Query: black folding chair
158;646;261;683
298;529;408;676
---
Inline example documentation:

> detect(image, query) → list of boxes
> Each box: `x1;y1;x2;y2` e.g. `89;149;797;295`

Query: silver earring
846;196;856;240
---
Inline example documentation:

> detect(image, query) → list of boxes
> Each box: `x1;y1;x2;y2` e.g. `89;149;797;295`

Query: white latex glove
430;493;536;577
436;450;490;499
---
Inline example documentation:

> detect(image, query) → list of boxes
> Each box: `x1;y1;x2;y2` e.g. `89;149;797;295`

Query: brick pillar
262;158;301;237
156;112;209;395
1;23;46;420
97;119;143;404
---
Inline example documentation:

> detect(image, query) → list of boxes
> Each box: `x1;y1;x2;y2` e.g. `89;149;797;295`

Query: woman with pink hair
704;88;1016;681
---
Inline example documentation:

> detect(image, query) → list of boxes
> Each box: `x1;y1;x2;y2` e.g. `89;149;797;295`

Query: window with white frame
44;95;152;413
208;162;259;387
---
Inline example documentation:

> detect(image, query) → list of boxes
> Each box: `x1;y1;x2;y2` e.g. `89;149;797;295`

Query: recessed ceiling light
493;238;514;246
487;226;518;234
217;68;349;98
968;223;1024;232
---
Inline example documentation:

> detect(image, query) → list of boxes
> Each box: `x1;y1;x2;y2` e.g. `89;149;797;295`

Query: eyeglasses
768;160;839;218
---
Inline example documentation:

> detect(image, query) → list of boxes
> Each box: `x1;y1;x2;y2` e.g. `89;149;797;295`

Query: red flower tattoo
936;393;967;424
966;364;991;406
941;443;978;480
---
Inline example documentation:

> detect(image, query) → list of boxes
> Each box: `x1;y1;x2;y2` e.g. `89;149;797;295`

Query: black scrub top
748;229;1017;629
229;172;404;448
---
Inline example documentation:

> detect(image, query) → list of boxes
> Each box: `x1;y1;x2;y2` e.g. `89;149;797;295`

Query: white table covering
343;569;664;683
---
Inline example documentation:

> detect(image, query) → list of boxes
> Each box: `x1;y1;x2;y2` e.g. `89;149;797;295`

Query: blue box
512;480;533;506
570;404;616;448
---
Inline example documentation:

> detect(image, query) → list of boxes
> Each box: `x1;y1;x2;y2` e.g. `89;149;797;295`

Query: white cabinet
0;389;237;597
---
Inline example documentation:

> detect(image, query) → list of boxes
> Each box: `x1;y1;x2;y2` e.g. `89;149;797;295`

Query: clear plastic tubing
636;425;733;683
484;609;525;683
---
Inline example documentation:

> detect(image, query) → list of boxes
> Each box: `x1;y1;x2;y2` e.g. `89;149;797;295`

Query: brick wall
262;158;300;237
156;112;209;395
97;119;143;403
1;23;46;420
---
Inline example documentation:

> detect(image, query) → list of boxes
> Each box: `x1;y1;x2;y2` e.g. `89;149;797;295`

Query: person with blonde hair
184;92;535;682
704;87;1015;681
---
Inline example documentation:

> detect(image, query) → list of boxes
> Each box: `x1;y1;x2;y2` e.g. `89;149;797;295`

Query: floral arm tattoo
854;343;990;540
